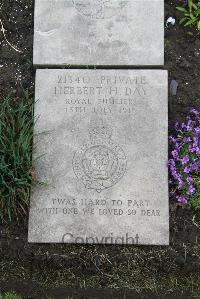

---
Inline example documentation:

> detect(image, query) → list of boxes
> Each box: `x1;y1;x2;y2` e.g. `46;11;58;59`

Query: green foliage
190;177;200;209
0;94;34;222
176;0;200;30
0;293;74;299
0;292;22;299
43;297;74;299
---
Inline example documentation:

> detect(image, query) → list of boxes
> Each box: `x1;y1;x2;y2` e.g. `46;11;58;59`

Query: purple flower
168;159;175;166
184;166;190;174
175;142;180;150
193;136;199;146
174;173;181;180
189;145;196;153
168;159;177;174
187;185;196;195
196;148;200;157
191;108;200;115
190;162;200;171
195;127;200;134
187;115;191;121
181;155;189;165
172;149;179;160
169;136;177;143
169;161;180;180
186;122;193;131
183;137;192;143
170;190;176;196
176;196;188;204
175;122;179;131
181;122;186;130
169;108;199;206
170;167;180;180
178;179;184;189
186;176;194;185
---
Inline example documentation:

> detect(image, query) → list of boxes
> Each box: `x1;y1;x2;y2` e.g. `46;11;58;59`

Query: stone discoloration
72;0;127;19
33;0;164;66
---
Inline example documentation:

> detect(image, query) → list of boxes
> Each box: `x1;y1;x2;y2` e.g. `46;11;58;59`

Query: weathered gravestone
33;0;164;66
28;69;169;245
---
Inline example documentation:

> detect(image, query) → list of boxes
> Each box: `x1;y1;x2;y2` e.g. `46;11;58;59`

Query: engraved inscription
72;0;127;19
53;74;148;115
73;120;127;192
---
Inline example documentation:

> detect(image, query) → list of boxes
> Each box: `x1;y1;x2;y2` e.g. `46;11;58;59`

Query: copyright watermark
62;232;139;244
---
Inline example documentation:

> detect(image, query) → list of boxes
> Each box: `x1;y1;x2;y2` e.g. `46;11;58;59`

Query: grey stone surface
28;69;169;245
33;0;164;66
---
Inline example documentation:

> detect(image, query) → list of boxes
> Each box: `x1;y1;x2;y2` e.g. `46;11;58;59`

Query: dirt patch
0;0;34;99
0;0;200;298
165;1;200;121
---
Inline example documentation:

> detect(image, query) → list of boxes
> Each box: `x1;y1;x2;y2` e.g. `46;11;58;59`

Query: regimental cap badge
73;119;127;193
89;119;113;141
72;0;127;19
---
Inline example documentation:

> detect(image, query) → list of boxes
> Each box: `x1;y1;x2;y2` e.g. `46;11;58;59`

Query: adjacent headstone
33;0;164;66
28;69;169;245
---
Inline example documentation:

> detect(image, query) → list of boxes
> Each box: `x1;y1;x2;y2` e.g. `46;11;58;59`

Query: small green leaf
176;6;187;12
185;18;196;26
179;17;188;24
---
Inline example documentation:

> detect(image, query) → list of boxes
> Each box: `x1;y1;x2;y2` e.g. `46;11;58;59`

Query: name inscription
53;74;149;115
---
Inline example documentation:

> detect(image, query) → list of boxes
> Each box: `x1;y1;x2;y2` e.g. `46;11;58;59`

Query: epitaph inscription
28;69;169;245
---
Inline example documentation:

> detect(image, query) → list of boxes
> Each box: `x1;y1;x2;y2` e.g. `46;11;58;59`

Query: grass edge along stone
0;93;34;223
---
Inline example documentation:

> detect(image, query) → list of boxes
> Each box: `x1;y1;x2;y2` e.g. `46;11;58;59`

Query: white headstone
28;69;169;245
33;0;164;66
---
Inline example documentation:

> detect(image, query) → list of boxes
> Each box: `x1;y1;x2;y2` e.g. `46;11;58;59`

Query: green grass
0;93;34;222
190;176;200;210
177;0;200;30
0;292;22;299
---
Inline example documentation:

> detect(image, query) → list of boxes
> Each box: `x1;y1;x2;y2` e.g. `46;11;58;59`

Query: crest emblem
73;120;127;192
72;0;127;19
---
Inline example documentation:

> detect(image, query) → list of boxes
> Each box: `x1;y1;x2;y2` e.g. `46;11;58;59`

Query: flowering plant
169;109;200;209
